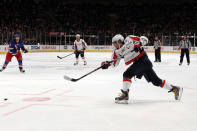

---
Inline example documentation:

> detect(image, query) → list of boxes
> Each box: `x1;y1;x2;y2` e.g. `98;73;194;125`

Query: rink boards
1;45;197;54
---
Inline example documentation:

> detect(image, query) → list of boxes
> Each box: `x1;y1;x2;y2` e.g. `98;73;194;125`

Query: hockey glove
134;44;141;52
101;61;111;69
24;49;28;53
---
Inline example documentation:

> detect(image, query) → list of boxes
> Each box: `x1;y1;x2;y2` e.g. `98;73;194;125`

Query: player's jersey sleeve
111;50;121;67
8;41;15;51
74;40;77;50
82;39;87;49
8;41;17;54
179;40;183;49
20;40;25;51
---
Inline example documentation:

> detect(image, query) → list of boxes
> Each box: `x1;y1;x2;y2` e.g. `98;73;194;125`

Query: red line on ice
3;104;34;116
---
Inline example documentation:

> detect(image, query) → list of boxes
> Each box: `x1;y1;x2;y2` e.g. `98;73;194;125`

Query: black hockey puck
4;98;8;101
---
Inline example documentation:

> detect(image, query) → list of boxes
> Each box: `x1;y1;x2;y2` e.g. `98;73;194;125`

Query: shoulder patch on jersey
130;36;140;41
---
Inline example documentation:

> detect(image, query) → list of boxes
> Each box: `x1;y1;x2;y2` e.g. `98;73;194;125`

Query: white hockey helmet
76;34;80;37
140;36;149;46
112;34;124;43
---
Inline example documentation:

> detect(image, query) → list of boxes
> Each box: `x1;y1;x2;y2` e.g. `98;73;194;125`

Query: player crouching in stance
101;34;183;104
0;34;28;73
74;34;87;66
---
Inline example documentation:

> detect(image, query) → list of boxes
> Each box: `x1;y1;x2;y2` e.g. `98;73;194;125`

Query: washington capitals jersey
111;35;146;67
8;40;25;54
74;39;87;52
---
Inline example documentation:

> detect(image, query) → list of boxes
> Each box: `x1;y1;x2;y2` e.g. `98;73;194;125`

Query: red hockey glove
101;61;110;69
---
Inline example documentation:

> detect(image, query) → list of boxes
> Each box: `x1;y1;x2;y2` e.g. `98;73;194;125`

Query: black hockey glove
134;44;141;52
24;49;28;53
101;61;111;69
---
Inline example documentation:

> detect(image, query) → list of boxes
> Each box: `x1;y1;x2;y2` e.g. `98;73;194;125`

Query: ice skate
19;69;25;73
179;63;182;66
0;68;4;72
74;61;78;66
115;89;129;104
84;61;87;65
168;85;183;101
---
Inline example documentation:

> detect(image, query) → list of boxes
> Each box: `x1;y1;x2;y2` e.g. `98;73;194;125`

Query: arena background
0;0;197;53
1;1;197;131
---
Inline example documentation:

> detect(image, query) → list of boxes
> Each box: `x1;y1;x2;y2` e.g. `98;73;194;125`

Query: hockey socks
115;78;131;104
123;78;132;91
82;57;87;65
161;80;173;90
18;60;23;70
1;61;9;70
18;60;25;73
74;59;79;65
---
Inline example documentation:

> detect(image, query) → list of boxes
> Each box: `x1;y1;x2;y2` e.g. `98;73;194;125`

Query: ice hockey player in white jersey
101;34;183;104
74;34;87;65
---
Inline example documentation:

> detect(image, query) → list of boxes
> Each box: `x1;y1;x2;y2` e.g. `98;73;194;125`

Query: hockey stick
64;59;116;82
57;53;74;59
63;49;139;82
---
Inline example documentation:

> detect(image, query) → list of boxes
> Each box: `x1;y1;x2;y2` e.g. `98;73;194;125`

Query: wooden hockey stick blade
64;75;79;82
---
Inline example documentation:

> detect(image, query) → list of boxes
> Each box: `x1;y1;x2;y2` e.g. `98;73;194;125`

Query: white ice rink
0;52;197;131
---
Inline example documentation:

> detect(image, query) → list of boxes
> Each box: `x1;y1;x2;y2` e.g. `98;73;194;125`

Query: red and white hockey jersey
74;39;87;52
111;35;146;67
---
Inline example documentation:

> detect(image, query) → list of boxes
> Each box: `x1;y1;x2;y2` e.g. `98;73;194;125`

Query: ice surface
0;52;197;131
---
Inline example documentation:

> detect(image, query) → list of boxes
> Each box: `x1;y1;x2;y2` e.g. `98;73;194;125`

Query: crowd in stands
0;0;196;45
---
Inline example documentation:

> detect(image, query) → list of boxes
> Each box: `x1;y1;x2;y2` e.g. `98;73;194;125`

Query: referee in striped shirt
154;36;162;62
179;35;191;66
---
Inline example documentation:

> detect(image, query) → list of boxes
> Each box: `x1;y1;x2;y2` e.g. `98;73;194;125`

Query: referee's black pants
155;47;161;62
180;49;190;64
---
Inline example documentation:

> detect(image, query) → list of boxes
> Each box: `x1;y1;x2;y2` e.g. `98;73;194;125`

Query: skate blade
177;87;183;101
115;100;128;104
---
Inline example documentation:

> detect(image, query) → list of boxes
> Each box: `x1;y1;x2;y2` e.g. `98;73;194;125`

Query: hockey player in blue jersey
0;34;28;73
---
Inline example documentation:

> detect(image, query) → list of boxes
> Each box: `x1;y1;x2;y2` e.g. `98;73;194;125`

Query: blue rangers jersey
8;40;25;55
